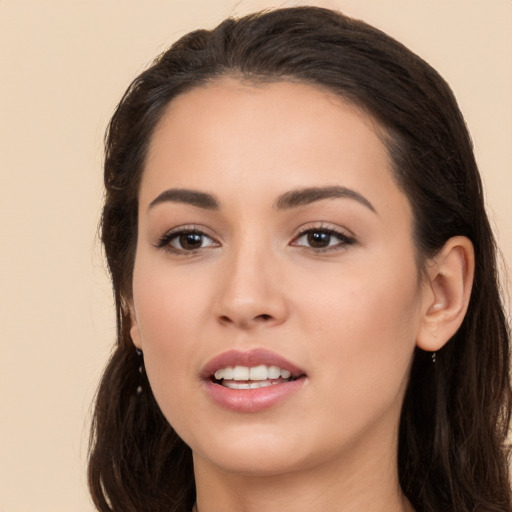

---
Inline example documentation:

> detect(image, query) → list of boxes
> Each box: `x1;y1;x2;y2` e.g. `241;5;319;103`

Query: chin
195;448;308;477
187;425;336;478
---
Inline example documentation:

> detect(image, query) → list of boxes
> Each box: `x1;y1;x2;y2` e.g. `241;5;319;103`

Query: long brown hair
89;7;512;511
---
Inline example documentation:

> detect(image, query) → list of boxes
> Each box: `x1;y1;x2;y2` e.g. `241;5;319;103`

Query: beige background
0;1;510;511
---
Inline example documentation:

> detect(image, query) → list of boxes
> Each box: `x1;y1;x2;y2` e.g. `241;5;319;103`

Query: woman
88;6;511;512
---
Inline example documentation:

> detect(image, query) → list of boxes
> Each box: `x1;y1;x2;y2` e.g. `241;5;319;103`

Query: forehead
141;78;408;218
150;78;383;150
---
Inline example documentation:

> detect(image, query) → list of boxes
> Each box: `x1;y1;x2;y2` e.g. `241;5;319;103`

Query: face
130;79;429;477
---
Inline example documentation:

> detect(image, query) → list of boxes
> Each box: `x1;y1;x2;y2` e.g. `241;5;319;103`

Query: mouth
212;364;303;389
201;349;307;411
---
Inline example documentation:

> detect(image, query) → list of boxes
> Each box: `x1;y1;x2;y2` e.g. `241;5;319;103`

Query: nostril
256;314;272;322
218;313;273;326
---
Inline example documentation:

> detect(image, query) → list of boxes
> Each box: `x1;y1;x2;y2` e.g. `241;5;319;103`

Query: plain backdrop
0;1;511;511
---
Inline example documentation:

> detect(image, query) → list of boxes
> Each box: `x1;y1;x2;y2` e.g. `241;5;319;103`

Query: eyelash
156;226;219;255
156;225;356;255
291;226;356;253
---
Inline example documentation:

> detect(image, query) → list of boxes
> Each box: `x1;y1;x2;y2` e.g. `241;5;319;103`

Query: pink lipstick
201;349;306;412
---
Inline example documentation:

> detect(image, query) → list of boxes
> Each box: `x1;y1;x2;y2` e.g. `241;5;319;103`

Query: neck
193;437;413;512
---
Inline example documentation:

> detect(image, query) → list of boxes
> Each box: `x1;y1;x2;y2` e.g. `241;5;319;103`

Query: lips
201;349;307;412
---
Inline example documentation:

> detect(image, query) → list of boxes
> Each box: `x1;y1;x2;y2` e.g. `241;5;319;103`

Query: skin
129;79;473;512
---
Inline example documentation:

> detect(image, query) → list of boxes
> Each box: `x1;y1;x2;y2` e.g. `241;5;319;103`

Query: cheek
298;254;421;341
131;256;209;414
133;251;211;342
296;255;421;413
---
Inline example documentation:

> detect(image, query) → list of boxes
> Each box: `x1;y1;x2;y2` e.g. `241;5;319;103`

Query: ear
416;236;474;352
125;298;143;350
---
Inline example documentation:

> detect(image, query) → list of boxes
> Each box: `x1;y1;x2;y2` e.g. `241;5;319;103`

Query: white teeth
224;380;277;390
250;381;273;389
214;364;295;382
233;366;250;380
267;365;281;379
225;382;251;389
249;365;267;380
223;367;234;380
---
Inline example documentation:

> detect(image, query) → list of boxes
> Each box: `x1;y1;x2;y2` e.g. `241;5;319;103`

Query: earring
135;347;143;394
432;331;438;363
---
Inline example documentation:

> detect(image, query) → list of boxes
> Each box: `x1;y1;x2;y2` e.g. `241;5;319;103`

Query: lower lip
203;378;306;412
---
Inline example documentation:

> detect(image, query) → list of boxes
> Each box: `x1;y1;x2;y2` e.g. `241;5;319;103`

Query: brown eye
178;232;204;250
292;228;355;252
307;231;331;248
158;229;218;253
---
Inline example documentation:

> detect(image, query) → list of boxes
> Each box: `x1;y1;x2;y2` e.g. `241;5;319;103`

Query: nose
213;243;288;330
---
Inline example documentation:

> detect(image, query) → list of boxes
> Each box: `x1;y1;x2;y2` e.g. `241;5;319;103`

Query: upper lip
201;348;306;380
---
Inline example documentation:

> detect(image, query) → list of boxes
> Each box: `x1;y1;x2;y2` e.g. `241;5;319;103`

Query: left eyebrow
274;186;377;214
148;188;219;211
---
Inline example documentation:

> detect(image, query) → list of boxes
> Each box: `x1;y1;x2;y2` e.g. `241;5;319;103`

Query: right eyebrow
275;185;377;214
148;188;220;211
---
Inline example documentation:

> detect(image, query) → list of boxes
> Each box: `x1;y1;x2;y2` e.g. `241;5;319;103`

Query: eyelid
155;224;221;253
290;222;356;251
